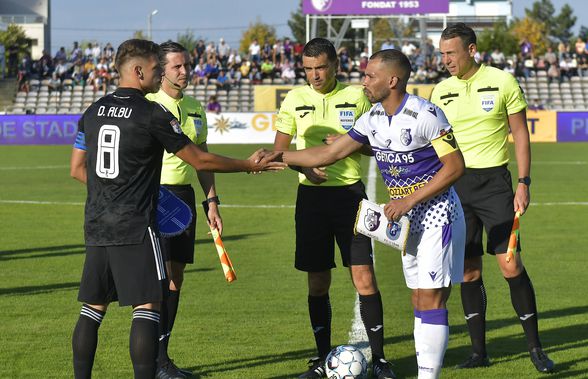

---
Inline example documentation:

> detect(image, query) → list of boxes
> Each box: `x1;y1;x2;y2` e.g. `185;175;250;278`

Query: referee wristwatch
206;196;220;205
518;176;531;186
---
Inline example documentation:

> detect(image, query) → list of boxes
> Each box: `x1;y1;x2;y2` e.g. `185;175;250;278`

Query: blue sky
50;0;586;53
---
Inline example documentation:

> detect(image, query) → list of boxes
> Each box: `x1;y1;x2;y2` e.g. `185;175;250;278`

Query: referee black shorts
160;184;197;264
295;181;373;272
453;165;521;257
78;227;166;306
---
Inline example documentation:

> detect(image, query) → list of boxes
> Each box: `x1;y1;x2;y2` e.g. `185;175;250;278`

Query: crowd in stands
11;36;588;95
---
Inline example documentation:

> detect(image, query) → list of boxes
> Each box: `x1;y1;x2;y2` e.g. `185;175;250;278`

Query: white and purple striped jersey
348;94;462;234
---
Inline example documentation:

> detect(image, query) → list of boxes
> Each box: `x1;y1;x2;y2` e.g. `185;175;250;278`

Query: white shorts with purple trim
402;203;465;289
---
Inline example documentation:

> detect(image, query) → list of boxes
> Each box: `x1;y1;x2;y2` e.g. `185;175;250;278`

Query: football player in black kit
69;39;284;379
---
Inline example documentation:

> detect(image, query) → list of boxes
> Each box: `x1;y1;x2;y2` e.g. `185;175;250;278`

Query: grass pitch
0;143;587;378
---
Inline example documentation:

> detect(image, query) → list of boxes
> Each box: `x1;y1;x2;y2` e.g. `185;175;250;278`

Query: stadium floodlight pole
148;9;158;40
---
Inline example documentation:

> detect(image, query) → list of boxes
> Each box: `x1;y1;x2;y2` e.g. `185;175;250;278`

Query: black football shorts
453;166;521;257
78;227;166;306
294;181;373;272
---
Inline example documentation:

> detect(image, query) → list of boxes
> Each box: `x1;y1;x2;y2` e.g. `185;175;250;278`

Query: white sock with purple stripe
418;308;448;379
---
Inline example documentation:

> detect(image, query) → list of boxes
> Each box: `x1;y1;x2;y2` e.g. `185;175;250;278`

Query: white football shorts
402;208;465;289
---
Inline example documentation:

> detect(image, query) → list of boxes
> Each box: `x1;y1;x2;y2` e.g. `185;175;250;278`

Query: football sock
308;294;332;359
413;309;422;357
418;309;449;379
72;304;105;379
359;291;385;361
461;278;487;356
505;269;541;350
158;289;180;365
130;308;160;378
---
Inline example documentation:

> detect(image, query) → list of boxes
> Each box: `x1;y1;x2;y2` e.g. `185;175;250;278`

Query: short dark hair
370;49;412;86
115;39;161;72
303;38;337;63
159;41;187;65
441;23;477;49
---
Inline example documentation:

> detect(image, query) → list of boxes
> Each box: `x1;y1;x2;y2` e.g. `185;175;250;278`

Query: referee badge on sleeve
170;119;183;134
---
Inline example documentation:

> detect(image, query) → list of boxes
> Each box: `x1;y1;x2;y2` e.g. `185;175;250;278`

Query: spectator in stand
557;41;568;60
543;47;557;70
273;39;284;64
227;49;242;71
535;56;547;74
522;55;534;79
280;60;296;84
528;98;544;111
401;40;417;57
192;57;207;86
249;39;261;64
83;43;93;59
414;65;427;83
217;38;230;68
491;48;506;69
504;61;515;76
91;43;102;63
48;71;62;93
359;46;370;60
284;37;293;63
578;55;588;77
338;47;352;73
83;58;96;78
70;41;83;62
423;38;436;66
547;61;561;84
358;56;368;78
261;40;273;61
204;55;220;82
216;69;232;91
239;57;252;80
293;41;304;64
381;38;395;50
54;59;70;81
54;47;67;63
38;50;53;79
520;38;533;58
575;37;586;57
194;39;206;63
260;57;275;79
207;95;222;114
205;41;216;60
249;61;262;84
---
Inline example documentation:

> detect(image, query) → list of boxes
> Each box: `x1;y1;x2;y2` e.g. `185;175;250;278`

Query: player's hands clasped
384;197;415;222
248;148;286;173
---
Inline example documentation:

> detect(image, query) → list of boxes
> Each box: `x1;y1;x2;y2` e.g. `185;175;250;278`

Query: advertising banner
302;0;450;15
508;110;557;142
206;112;278;144
557;112;588;142
0;114;79;145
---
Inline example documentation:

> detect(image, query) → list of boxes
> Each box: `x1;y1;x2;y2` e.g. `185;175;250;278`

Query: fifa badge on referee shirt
339;110;355;130
480;94;496;112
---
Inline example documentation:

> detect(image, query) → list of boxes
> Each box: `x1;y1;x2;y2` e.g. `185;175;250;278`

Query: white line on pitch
0;165;70;170
1;199;587;207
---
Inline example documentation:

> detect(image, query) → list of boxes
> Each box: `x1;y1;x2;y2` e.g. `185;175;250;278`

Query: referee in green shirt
147;41;221;379
274;38;395;379
431;23;554;373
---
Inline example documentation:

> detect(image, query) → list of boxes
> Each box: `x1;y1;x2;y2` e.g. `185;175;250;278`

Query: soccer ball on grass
325;344;368;379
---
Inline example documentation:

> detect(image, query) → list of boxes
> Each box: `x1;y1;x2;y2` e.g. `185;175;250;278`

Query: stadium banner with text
254;84;435;112
508;110;557;143
302;0;449;15
0;113;280;145
556;112;588;142
0;114;79;145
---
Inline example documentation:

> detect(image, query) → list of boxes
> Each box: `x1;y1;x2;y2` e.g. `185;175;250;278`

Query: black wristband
206;196;220;205
518;176;531;186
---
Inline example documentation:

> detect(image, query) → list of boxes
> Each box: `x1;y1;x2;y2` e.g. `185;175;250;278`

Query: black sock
158;289;180;365
359;292;385;361
506;269;541;350
308;294;331;359
461;278;487;356
130;308;160;378
72;304;105;379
